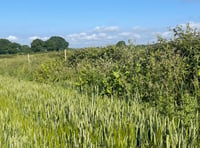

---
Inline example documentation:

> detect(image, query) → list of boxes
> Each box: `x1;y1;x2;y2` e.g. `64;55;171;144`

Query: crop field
0;75;198;147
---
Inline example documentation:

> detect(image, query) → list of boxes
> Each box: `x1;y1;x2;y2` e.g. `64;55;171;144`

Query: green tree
0;39;24;54
0;39;11;54
45;36;69;51
116;40;126;48
31;39;46;52
21;45;31;54
8;42;21;54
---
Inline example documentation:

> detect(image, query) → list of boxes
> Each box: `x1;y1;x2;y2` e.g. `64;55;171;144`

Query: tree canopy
31;36;69;52
31;39;46;52
116;40;126;48
45;36;69;51
0;39;26;54
0;36;69;54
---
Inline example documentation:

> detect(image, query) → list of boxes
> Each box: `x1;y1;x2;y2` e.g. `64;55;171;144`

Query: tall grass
0;52;63;80
0;75;199;147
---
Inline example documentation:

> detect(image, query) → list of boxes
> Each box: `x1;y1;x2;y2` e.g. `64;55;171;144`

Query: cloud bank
29;36;49;41
7;35;18;42
5;22;200;48
66;22;200;47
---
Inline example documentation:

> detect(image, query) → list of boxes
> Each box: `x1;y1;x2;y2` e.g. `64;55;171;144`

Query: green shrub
34;60;64;83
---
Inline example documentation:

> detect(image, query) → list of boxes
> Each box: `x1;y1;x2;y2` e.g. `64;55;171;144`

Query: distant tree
0;36;69;54
116;40;126;48
8;42;21;54
21;45;31;53
45;36;69;51
31;39;46;52
0;39;11;54
0;39;25;54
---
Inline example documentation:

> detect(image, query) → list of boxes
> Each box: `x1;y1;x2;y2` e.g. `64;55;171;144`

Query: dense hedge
33;25;200;122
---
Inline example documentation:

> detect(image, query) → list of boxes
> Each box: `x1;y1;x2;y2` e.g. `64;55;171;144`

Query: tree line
0;36;69;54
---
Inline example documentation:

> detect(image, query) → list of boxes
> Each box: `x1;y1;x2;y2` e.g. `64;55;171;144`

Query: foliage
31;36;69;53
0;36;69;54
34;60;65;83
172;24;200;91
20;45;31;54
64;24;199;121
45;36;69;51
31;39;46;52
116;40;126;48
0;39;22;54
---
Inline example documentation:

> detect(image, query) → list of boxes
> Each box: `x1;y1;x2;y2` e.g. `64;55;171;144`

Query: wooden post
64;49;67;61
28;53;30;63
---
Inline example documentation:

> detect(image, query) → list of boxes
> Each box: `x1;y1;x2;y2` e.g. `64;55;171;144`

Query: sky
0;0;200;48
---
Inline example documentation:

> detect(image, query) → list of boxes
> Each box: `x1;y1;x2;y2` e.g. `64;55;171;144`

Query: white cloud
79;32;87;36
153;31;173;39
187;22;200;29
161;31;173;38
98;33;107;37
24;22;200;48
66;32;98;41
29;36;40;40
66;26;153;47
119;32;141;39
133;34;142;39
119;32;131;36
7;35;18;41
84;34;98;40
67;33;81;38
177;22;200;30
132;26;151;32
94;26;119;32
29;36;49;41
66;31;119;47
106;35;117;40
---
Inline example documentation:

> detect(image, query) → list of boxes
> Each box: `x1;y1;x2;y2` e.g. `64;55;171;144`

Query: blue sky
0;0;200;47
